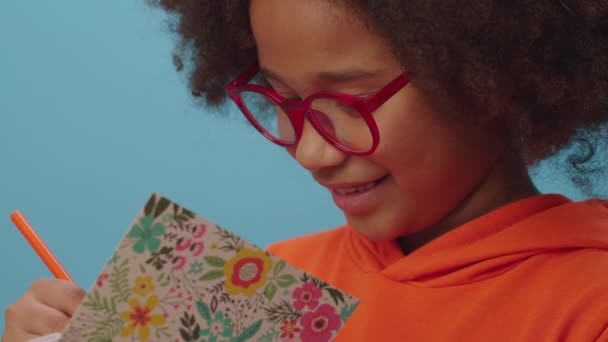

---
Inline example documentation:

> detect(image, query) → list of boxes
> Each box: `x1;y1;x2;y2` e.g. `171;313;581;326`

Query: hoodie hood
346;194;608;287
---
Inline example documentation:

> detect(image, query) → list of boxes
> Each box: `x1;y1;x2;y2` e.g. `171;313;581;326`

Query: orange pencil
10;211;73;282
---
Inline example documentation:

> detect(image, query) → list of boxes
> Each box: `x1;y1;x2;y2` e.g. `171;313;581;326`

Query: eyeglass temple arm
365;73;411;112
228;63;259;86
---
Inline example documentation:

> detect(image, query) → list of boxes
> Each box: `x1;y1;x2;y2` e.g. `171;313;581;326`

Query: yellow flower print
119;295;166;341
132;276;156;297
224;248;273;297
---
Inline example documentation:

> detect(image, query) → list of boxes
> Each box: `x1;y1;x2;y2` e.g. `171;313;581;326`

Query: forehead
249;0;396;80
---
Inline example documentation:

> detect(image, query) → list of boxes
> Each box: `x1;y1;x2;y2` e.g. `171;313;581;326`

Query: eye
271;88;300;101
252;74;271;87
271;91;299;101
255;76;300;100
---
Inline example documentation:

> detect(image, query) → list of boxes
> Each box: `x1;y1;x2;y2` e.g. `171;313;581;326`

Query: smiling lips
332;175;387;195
325;175;389;216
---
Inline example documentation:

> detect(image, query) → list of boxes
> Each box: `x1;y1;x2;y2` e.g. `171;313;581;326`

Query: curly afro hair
148;0;608;195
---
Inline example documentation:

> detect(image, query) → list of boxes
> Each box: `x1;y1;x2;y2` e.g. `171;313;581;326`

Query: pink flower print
171;227;206;268
175;238;192;251
173;256;187;270
299;304;342;342
191;241;204;256
193;224;207;238
96;273;109;288
292;282;322;310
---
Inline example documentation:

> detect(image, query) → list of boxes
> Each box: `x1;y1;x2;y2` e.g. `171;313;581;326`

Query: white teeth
335;181;378;195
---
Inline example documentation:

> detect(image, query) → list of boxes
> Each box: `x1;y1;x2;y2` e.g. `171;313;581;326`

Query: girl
4;1;608;340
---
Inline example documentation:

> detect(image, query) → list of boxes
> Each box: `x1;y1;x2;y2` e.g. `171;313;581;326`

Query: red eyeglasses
225;63;411;156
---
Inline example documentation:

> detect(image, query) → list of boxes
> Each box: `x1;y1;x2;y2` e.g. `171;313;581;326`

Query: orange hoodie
267;194;608;341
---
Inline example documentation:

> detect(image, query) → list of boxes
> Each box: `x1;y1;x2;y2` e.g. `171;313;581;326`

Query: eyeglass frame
225;63;411;156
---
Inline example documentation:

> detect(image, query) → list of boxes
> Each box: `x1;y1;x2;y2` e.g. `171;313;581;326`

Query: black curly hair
147;0;608;196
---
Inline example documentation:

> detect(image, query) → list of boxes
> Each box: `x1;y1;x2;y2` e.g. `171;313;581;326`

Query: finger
1;328;37;342
4;302;51;341
21;300;70;336
27;303;70;336
29;278;85;316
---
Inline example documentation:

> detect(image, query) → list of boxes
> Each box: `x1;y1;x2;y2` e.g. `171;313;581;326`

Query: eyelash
273;89;300;101
257;79;297;99
261;77;373;100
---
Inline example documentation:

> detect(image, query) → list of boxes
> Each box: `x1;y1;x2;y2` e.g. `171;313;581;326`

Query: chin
347;217;404;241
347;211;425;241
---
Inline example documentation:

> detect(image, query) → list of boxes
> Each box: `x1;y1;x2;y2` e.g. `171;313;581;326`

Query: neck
397;151;540;254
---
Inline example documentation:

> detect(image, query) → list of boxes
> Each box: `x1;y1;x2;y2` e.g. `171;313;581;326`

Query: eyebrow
259;66;379;85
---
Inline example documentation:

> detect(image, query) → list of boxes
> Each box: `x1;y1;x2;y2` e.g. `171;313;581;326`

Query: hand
3;278;85;342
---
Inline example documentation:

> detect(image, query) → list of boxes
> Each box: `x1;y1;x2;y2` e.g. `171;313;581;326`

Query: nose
291;120;347;172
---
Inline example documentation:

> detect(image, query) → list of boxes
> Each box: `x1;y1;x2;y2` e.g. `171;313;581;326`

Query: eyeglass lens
240;90;373;152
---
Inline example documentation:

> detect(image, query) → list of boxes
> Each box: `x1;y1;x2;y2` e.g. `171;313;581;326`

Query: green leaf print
197;301;212;322
199;270;224;281
263;282;277;301
276;274;297;287
204;256;226;268
155;326;171;339
157;271;171;286
272;260;286;276
340;303;359;321
256;327;280;342
87;337;112;342
235;319;262;342
87;318;123;342
201;311;233;341
109;259;129;308
82;289;114;315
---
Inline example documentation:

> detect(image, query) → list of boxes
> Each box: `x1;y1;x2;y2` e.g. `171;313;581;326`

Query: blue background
0;0;586;335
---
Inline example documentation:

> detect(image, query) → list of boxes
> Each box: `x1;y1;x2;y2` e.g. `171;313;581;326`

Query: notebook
34;193;359;341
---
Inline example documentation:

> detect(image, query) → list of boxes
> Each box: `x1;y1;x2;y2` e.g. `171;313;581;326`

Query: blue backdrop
0;0;585;334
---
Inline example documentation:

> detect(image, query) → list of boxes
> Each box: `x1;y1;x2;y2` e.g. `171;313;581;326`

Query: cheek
379;112;499;223
370;100;432;173
371;88;492;199
286;146;297;159
376;115;476;189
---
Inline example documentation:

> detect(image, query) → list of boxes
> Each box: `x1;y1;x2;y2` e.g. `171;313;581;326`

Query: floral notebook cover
55;193;359;342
